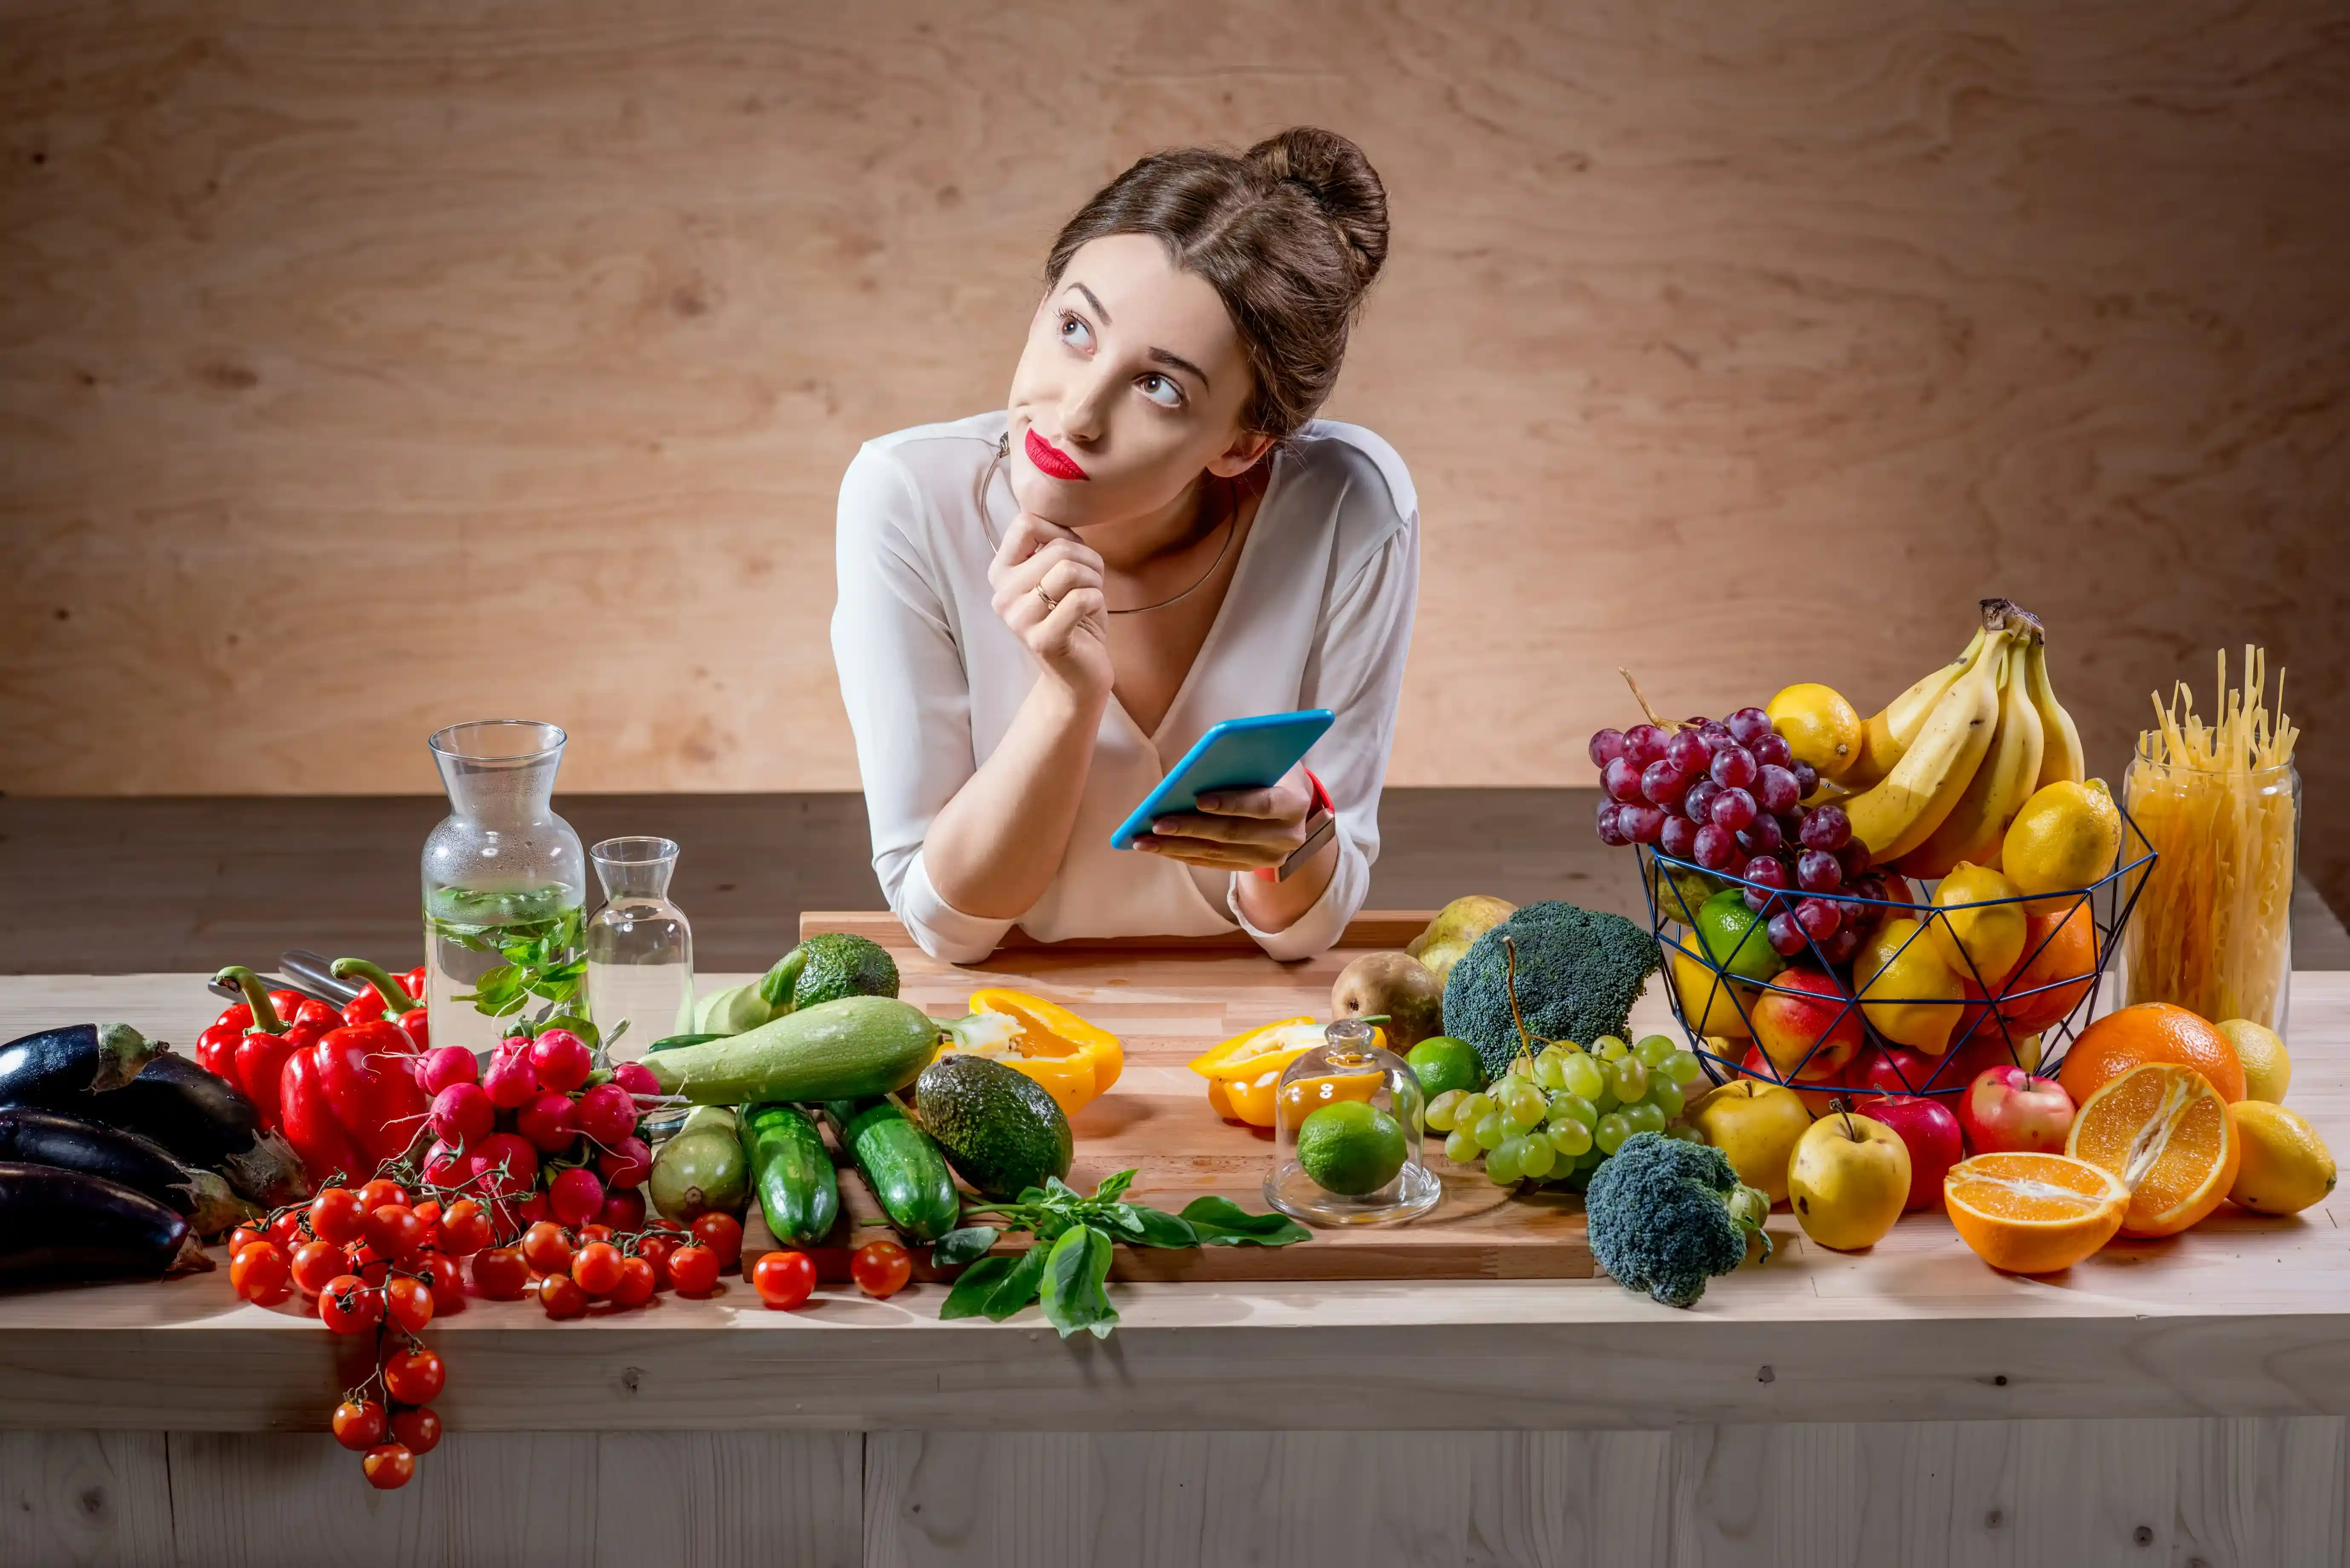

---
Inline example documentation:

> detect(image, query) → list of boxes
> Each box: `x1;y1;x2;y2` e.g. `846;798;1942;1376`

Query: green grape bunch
1425;1034;1707;1189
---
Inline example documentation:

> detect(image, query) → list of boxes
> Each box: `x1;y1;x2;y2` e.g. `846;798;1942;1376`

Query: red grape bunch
1591;707;1878;964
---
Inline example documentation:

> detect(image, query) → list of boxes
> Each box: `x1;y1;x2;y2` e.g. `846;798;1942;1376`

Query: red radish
420;1139;467;1186
483;1048;539;1111
611;1061;660;1098
430;1082;495;1145
466;1131;539;1198
530;1030;593;1093
549;1165;606;1227
598;1189;647;1231
596;1135;652;1189
517;1091;579;1154
574;1082;638;1145
414;1045;479;1096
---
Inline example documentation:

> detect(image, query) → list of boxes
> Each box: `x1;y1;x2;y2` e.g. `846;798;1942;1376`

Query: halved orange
1944;1152;2129;1273
2065;1062;2240;1237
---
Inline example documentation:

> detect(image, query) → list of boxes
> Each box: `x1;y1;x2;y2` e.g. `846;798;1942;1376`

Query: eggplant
0;1108;256;1239
0;1161;212;1285
0;1024;159;1105
27;1049;310;1208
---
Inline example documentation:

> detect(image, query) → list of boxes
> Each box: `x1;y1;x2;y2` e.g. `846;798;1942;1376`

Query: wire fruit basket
1638;807;2156;1098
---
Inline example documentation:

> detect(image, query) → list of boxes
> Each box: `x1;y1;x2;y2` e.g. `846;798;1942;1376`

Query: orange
2065;1063;2241;1236
1943;1152;2129;1273
1994;903;2098;1034
2056;1002;2244;1107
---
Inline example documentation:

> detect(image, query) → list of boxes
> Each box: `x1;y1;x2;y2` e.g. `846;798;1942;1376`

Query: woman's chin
1011;475;1101;529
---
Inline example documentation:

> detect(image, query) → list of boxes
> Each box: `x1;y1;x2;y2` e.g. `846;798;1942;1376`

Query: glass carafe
586;836;694;1061
421;720;588;1060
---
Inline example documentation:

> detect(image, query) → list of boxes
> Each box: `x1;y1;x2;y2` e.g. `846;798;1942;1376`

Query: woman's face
1006;234;1271;528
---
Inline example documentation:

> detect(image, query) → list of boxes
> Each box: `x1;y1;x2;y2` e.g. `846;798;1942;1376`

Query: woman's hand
989;511;1112;703
1135;764;1319;873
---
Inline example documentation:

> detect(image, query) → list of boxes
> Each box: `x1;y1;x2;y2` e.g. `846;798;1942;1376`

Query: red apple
1750;967;1865;1082
1943;1017;2042;1088
1857;1093;1964;1210
1863;1044;1968;1097
1742;1045;1866;1118
1957;1066;2075;1155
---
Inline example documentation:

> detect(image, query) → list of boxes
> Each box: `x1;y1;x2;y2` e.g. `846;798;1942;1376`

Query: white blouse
830;410;1419;965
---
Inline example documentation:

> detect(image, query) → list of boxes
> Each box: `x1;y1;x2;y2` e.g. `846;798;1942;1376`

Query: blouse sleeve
1226;512;1420;961
830;444;1016;964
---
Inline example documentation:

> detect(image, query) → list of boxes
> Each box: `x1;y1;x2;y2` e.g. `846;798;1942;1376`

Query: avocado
913;1054;1073;1200
754;932;901;1018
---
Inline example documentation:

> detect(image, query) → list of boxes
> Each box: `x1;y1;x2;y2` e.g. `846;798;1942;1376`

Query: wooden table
3;945;2346;1567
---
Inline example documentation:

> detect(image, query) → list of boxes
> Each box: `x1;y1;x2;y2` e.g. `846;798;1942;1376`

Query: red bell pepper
332;958;431;1053
205;967;338;1130
278;1005;431;1188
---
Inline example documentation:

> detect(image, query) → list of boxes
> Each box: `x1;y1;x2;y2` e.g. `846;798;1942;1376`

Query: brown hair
1045;126;1388;441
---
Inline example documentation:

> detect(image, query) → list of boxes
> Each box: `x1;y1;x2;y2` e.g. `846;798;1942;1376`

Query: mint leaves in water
932;1171;1310;1339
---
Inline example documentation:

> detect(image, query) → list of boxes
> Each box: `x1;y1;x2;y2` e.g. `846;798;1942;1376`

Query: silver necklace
988;435;1242;615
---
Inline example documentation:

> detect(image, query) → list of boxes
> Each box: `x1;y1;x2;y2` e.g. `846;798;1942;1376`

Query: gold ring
1035;586;1059;609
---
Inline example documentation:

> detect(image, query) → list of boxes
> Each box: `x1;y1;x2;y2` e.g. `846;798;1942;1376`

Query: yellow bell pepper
934;989;1123;1118
1188;1017;1385;1128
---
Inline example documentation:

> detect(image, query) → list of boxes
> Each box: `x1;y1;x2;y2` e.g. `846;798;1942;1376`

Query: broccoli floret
1585;1132;1771;1308
1439;899;1660;1079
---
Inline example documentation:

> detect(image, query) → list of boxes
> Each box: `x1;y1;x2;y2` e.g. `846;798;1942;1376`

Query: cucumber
642;996;940;1107
823;1098;959;1243
740;1103;838;1245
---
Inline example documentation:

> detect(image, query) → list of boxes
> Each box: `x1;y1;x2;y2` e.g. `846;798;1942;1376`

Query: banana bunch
1830;599;2086;876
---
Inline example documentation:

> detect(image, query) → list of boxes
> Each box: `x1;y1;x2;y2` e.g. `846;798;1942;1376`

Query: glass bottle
1264;1019;1442;1227
421;720;588;1060
586;837;694;1061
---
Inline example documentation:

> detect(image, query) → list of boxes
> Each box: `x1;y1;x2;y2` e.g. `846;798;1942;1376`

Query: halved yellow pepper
1189;1017;1385;1128
934;988;1123;1118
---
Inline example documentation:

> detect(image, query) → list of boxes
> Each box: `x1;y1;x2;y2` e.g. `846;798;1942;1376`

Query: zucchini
643;996;940;1106
0;1107;254;1239
823;1097;959;1243
740;1102;838;1245
0;1024;159;1104
648;1107;748;1222
646;1032;725;1053
0;1162;212;1285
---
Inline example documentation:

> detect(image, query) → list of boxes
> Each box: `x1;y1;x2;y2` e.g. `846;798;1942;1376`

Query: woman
832;126;1417;964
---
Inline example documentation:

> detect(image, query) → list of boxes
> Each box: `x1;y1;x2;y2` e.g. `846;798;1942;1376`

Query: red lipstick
1025;426;1089;481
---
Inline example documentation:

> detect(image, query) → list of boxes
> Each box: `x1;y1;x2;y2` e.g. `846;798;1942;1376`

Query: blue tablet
1111;710;1335;850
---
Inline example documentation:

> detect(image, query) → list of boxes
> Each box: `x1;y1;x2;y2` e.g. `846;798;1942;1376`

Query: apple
1742;1044;1866;1119
1750;968;1865;1082
1856;1093;1963;1210
1788;1110;1911;1250
1957;1065;2074;1155
1943;1019;2042;1087
1863;1044;1964;1096
1689;1079;1814;1205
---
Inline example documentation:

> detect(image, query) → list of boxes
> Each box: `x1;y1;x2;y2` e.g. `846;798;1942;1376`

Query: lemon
2227;1101;2335;1215
1766;683;1864;781
1295;1101;1408;1196
1928;862;2028;985
1855;917;1963;1053
1668;938;1756;1039
2002;779;2123;914
2216;1019;2291;1103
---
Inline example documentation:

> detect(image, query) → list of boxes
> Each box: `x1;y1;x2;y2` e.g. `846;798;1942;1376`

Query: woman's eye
1138;373;1183;409
1058;313;1093;351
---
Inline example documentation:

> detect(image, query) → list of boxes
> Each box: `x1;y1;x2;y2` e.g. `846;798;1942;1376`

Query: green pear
1331;951;1446;1049
1406;895;1515;982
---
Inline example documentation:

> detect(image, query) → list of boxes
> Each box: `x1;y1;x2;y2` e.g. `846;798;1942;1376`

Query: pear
1406;895;1515;982
1331;951;1445;1050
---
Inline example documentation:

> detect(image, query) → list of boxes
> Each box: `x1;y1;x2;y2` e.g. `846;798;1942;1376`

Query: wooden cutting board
731;912;1593;1282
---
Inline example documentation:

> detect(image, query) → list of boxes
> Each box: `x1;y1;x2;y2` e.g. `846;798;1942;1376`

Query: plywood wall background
2;2;2344;906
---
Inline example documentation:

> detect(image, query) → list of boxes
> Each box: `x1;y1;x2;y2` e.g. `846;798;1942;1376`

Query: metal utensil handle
278;950;366;1007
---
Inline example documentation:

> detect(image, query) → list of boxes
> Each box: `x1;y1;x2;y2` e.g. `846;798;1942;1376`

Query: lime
1405;1036;1485;1099
1295;1101;1408;1196
1697;888;1787;984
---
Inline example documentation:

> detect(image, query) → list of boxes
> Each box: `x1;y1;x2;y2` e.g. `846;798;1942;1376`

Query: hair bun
1245;126;1388;292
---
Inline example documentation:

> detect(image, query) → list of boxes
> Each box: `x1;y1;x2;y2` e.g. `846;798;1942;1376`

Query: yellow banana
2023;630;2086;788
1842;628;2011;864
1840;624;1986;790
1894;637;2043;878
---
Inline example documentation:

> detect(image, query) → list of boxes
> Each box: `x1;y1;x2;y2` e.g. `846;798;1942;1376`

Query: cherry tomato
690;1212;743;1269
331;1398;386;1451
265;1209;306;1250
349;1243;393;1286
364;1204;429;1263
356;1178;409;1212
384;1346;445;1405
390;1406;441;1455
318;1276;381;1336
436;1199;490;1257
422;1252;466;1315
753;1250;817;1310
520;1221;575;1275
230;1240;292;1306
470;1245;530;1301
290;1238;345;1296
570;1240;623;1298
229;1225;267;1258
577;1223;616;1246
308;1187;367;1247
384;1275;435;1333
538;1273;588;1319
666;1243;720;1297
850;1239;912;1299
636;1233;680;1289
361;1442;416;1490
609;1254;657;1308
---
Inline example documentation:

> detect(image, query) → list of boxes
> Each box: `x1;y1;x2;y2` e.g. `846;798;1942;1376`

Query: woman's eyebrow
1148;347;1211;389
1067;282;1112;324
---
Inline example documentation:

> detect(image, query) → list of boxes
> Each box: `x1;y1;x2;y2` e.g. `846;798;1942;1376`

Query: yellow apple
1688;1079;1813;1205
1788;1111;1910;1251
